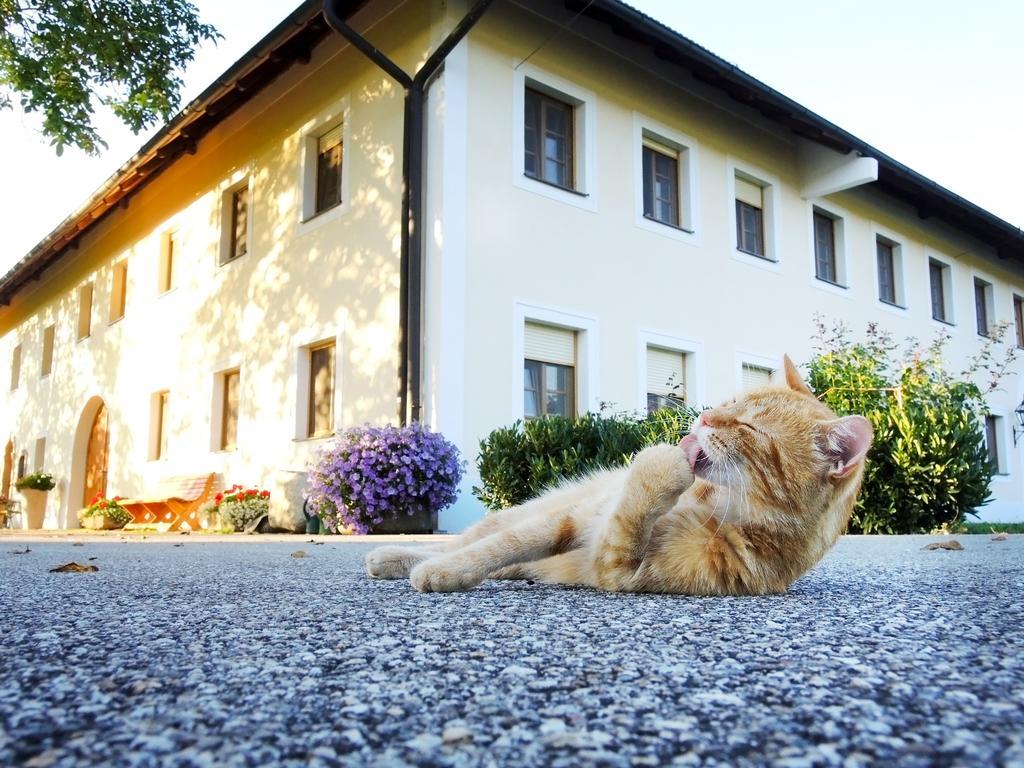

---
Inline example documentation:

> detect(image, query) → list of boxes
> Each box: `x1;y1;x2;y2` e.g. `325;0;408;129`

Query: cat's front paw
366;546;425;579
630;442;695;497
410;558;484;593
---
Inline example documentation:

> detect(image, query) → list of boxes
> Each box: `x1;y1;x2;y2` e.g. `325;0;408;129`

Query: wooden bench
120;474;220;531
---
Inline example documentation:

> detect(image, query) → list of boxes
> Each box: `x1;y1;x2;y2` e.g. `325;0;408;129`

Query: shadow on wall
18;68;411;529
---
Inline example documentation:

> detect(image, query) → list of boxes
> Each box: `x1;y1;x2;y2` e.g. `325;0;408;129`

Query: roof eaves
585;0;1024;261
0;0;342;306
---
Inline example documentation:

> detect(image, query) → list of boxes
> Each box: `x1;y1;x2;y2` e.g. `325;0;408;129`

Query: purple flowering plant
306;424;464;534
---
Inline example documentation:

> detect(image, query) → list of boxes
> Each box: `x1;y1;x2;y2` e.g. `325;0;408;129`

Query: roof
2;0;1022;305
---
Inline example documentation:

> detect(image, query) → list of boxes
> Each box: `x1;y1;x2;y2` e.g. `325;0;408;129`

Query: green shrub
474;406;699;511
807;317;1017;534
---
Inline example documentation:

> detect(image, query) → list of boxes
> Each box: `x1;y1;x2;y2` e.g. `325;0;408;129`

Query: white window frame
108;260;128;324
158;229;178;296
513;301;598;418
633;113;699;246
293;319;346;441
636;330;704;412
871;224;907;313
512;63;597;212
210;361;243;452
735;351;780;394
985;412;1009;477
10;342;22;391
77;282;93;341
297;96;352;231
33;437;46;472
219;171;255;266
40;323;55;378
727;158;779;269
928;254;957;329
149;389;171;461
808;201;849;293
972;272;996;338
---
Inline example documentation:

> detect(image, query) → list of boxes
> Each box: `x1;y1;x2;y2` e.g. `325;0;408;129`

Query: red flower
214;493;223;503
99;501;107;509
112;496;122;502
260;490;270;498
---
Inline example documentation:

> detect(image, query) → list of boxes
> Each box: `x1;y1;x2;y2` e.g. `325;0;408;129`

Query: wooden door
83;403;108;507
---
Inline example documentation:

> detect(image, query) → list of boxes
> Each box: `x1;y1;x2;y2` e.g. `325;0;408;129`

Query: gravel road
1;533;1022;767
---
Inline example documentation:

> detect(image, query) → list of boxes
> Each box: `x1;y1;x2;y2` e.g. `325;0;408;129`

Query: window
1014;295;1024;348
315;124;343;215
813;211;838;284
77;283;93;340
877;240;896;305
34;437;45;471
300;103;350;224
227;185;249;263
159;232;176;294
642;140;679;226
525;88;574;190
41;325;55;377
929;258;952;323
974;278;993;337
307;342;336;438
109;262;127;322
741;363;774;390
647;347;686;413
735;178;765;257
985;415;1006;474
152;391;170;460
524;322;576;419
17;451;27;480
218;369;240;451
10;344;21;391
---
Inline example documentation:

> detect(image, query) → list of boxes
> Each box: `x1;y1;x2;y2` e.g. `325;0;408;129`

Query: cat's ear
819;415;873;479
783;354;814;397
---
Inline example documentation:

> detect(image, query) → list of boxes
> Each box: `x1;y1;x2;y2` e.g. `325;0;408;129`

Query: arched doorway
83;403;108;507
69;397;109;525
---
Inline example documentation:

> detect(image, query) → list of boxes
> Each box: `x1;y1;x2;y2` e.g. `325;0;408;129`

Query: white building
2;0;1023;530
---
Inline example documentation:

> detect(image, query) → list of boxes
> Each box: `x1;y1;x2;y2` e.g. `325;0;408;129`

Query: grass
963;522;1024;534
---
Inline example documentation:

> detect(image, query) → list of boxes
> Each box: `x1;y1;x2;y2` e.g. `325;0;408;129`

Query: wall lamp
1014;400;1024;446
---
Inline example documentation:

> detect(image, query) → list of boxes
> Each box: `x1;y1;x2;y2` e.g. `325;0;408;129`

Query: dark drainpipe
323;0;496;425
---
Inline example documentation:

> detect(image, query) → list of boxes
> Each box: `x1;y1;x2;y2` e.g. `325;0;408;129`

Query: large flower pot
371;508;437;535
20;488;48;529
81;514;125;530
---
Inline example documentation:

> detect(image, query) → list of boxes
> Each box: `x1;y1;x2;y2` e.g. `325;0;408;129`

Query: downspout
323;0;496;424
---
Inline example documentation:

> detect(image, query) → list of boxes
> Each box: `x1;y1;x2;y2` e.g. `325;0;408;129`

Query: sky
1;0;1022;275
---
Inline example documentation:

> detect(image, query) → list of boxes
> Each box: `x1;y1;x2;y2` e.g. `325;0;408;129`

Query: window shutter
318;124;343;153
525;323;575;365
735;177;763;208
741;363;774;390
642;136;677;156
647;348;685;396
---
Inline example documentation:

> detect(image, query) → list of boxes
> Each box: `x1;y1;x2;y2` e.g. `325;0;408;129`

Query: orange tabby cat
366;355;872;595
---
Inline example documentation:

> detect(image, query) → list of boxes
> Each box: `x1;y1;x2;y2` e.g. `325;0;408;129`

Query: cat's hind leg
366;545;445;579
365;502;534;579
410;509;587;593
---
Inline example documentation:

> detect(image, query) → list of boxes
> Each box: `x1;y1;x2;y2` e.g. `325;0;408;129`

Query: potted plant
306;423;463;534
79;495;133;530
15;471;56;529
212;485;271;532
